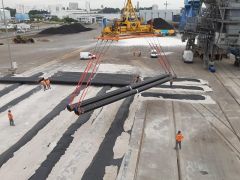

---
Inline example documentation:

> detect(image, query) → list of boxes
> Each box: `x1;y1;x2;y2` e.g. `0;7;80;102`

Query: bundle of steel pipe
0;72;136;86
50;71;137;86
0;72;43;84
67;74;169;112
68;74;172;115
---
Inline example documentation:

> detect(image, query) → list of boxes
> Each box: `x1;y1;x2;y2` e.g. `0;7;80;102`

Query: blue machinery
180;0;240;68
179;0;201;32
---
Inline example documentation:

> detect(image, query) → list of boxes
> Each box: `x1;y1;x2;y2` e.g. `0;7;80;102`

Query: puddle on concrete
156;84;204;91
141;92;216;104
200;170;209;175
141;92;206;100
175;78;201;82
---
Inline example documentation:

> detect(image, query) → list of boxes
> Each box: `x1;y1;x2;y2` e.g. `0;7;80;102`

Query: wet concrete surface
0;32;240;180
29;86;109;180
82;96;134;180
156;84;203;91
0;84;21;98
0;86;41;114
0;89;72;167
141;92;206;100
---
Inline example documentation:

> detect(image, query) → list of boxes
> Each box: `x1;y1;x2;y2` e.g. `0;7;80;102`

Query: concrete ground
0;25;100;74
0;29;240;180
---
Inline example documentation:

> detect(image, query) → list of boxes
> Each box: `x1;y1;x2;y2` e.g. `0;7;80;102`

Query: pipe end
66;104;73;112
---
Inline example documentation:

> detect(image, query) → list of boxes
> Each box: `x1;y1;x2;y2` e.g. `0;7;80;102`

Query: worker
137;51;142;57
40;78;47;91
170;79;173;88
45;78;51;90
135;75;141;83
8;110;15;126
175;131;184;150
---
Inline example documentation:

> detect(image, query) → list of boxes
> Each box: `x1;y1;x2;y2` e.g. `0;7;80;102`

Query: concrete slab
191;104;240;155
0;84;21;98
47;98;125;179
116;100;147;180
0;85;36;108
0;87;101;180
0;85;74;155
135;101;179;180
0;84;10;91
174;102;240;180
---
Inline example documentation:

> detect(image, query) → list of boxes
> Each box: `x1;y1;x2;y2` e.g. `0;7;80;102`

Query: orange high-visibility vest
176;134;184;142
8;112;13;120
41;80;46;86
45;79;50;85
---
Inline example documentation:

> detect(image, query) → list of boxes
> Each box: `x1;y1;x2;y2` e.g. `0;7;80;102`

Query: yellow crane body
100;0;159;40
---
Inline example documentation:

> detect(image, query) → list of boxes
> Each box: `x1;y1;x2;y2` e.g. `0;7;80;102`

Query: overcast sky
3;0;184;9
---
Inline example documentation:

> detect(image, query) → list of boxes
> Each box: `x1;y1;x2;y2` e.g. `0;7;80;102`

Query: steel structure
99;0;175;41
181;0;240;67
67;74;172;115
66;0;176;115
179;0;201;31
99;0;154;40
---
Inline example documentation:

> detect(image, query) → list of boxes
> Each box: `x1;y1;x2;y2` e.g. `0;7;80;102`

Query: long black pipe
74;75;172;115
67;74;170;111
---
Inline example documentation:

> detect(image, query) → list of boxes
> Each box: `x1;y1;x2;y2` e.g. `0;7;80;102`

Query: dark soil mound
39;23;92;35
147;18;174;30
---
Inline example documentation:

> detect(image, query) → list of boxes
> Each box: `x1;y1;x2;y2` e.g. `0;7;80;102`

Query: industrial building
16;4;25;14
0;9;11;23
50;9;100;24
180;0;240;67
50;8;120;24
48;4;64;14
15;13;30;22
139;9;181;22
138;4;180;22
69;2;79;10
69;13;98;24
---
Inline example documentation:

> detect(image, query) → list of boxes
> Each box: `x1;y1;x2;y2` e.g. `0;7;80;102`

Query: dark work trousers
9;119;15;126
175;140;182;149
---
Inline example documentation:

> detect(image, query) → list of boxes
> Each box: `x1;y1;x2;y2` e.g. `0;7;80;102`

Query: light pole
1;0;14;74
164;1;169;20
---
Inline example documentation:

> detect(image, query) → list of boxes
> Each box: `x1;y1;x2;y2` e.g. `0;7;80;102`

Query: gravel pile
39;23;92;35
148;18;174;30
